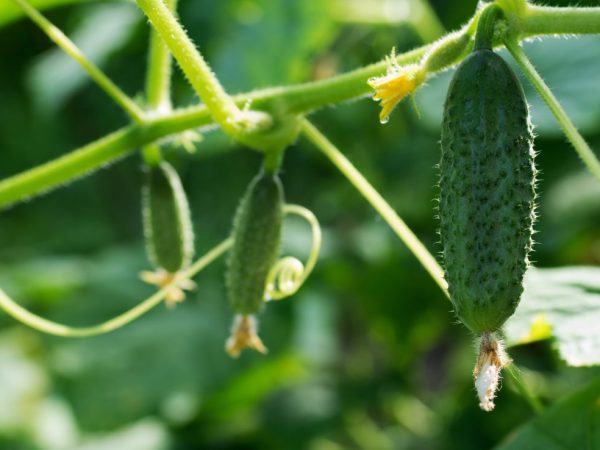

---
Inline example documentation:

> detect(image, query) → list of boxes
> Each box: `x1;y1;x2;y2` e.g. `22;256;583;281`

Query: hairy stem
522;4;600;36
141;0;178;166
0;126;144;209
301;120;449;297
505;39;600;183
135;0;272;140
474;4;503;50
11;0;144;122
3;4;600;208
145;0;176;113
0;48;432;209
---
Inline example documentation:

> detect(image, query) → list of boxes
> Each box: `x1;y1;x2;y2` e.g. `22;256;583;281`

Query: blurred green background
1;0;600;449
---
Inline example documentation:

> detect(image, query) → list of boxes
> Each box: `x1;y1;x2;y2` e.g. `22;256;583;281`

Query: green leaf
27;3;141;113
418;36;600;137
0;0;94;29
545;171;600;224
504;266;600;367
211;0;337;91
495;377;600;450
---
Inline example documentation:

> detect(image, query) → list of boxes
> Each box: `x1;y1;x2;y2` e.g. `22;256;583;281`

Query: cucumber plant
0;0;599;419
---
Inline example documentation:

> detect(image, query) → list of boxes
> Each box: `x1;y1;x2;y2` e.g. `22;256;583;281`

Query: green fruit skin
439;49;536;334
142;162;194;273
227;171;284;315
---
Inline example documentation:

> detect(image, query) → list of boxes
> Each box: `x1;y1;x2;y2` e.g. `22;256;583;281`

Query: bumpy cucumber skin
142;162;194;273
439;49;536;334
227;171;284;315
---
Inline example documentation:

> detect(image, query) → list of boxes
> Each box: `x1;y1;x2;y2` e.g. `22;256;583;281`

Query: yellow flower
368;61;425;124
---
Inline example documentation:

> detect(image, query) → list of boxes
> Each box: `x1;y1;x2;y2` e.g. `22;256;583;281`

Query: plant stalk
11;0;145;122
505;39;600;183
301;119;449;297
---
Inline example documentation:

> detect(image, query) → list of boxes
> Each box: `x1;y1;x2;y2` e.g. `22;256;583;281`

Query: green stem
505;39;600;183
135;0;271;139
0;126;145;209
252;46;430;114
141;0;178;166
474;4;503;50
0;44;433;209
522;4;600;36
141;144;163;167
11;0;144;123
263;149;284;174
144;0;176;113
301;120;448;297
3;5;600;209
505;363;544;414
0;15;470;209
0;238;232;337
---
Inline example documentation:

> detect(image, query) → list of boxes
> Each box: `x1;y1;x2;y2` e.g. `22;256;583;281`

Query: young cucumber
439;48;536;334
142;162;194;273
226;170;284;315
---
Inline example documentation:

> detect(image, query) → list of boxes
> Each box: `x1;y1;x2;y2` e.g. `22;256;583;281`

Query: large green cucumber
226;170;284;315
142;162;194;273
439;48;536;334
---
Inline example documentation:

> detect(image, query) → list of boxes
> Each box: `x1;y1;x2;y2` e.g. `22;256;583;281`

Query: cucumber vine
2;0;600;413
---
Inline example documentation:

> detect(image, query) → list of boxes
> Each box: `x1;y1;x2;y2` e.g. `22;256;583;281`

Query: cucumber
226;170;284;315
439;48;536;334
142;162;194;273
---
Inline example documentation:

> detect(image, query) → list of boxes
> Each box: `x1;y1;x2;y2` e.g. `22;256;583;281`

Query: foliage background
0;0;599;448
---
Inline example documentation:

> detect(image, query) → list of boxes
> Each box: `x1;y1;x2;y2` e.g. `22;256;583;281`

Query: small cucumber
439;48;536;334
142;162;194;273
226;170;284;315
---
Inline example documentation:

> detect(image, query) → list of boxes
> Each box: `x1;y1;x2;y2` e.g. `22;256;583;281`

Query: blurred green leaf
213;0;337;92
201;353;308;422
495;376;600;450
0;257;89;305
328;0;445;43
418;36;600;137
0;331;48;434
545;170;600;223
505;266;600;366
0;0;94;29
27;3;141;114
74;419;169;450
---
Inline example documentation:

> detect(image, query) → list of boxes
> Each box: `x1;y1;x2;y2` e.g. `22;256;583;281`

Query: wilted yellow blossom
473;333;510;412
226;314;267;358
368;59;426;124
140;268;196;307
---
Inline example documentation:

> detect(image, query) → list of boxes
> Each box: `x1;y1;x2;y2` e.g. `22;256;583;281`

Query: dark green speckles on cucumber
142;161;194;274
439;48;536;335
